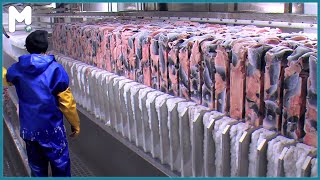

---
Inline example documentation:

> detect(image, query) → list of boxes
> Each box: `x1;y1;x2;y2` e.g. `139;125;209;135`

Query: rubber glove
2;67;12;86
57;87;80;138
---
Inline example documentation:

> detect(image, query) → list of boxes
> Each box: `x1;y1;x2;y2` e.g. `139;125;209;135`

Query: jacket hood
18;54;55;75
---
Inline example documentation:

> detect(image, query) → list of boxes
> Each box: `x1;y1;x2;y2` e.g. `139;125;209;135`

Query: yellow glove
2;67;13;86
57;87;80;138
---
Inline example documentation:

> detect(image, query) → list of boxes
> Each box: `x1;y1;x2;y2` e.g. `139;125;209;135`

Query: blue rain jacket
6;54;69;142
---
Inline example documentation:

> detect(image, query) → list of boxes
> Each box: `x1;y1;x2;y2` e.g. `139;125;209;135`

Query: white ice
248;128;276;177
230;122;247;176
213;117;237;176
283;143;316;177
266;136;295;177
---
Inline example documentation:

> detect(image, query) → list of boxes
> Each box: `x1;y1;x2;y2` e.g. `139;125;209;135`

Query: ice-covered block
66;60;75;73
189;105;210;177
69;62;79;97
71;62;83;101
166;97;186;172
203;111;224;177
98;71;112;121
81;64;90;109
146;91;165;159
88;68;96;113
178;101;197;177
155;94;174;165
106;74;119;129
58;56;67;69
86;66;99;112
221;121;241;177
91;69;100;117
230;122;249;176
83;65;93;111
213;117;237;177
118;78;134;137
66;60;75;89
89;68;101;115
66;61;75;96
94;70;105;119
99;72;112;122
69;62;79;100
139;87;157;153
283;143;317;177
123;81;140;140
112;76;128;133
75;64;84;107
76;64;87;108
130;84;148;147
248;128;277;177
266;136;295;177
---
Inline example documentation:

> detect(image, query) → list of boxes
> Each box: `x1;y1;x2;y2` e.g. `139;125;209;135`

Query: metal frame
32;11;317;30
3;88;31;176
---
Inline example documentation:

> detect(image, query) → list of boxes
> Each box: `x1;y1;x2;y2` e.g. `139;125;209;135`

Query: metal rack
31;11;317;30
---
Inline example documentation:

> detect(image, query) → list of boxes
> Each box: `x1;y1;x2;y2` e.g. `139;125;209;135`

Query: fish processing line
2;3;318;177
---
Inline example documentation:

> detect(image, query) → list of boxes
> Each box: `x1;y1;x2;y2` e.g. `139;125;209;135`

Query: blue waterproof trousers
24;139;71;177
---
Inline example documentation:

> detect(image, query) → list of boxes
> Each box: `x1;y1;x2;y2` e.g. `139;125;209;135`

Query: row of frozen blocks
54;53;317;177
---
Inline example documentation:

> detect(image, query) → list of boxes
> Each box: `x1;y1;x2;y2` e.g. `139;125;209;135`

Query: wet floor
3;119;94;177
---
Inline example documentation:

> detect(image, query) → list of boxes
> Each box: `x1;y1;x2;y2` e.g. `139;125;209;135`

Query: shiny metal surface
237;3;285;13
167;3;209;11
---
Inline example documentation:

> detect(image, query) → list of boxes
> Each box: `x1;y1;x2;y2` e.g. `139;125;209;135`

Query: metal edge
238;126;260;176
3;102;31;176
256;139;268;177
31;11;317;29
256;133;278;176
191;108;209;176
32;11;317;22
203;113;223;177
178;103;197;177
221;124;231;177
278;146;289;177
301;156;313;177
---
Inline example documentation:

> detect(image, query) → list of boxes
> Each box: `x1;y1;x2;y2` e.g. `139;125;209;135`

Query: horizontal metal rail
31;11;317;29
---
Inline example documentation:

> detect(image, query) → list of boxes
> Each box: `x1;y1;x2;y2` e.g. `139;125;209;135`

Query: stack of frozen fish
52;19;317;147
54;54;317;177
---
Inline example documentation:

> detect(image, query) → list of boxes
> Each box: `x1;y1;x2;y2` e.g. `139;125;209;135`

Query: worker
2;30;80;177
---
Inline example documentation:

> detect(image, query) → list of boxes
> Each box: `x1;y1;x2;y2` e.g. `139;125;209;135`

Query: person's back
3;30;80;177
